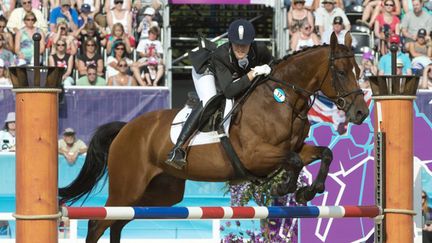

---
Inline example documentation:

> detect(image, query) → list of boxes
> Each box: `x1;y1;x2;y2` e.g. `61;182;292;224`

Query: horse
59;32;369;243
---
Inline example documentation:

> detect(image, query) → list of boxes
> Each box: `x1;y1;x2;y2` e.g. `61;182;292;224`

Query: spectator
374;0;400;55
76;39;104;77
106;23;134;55
76;64;106;85
134;0;161;26
379;34;412;75
0;16;14;51
48;39;75;86
0;0;16;18
314;0;350;37
406;28;432;58
287;0;314;36
290;21;320;51
422;191;432;243
136;7;158;44
321;16;357;47
400;0;432;44
49;0;79;32
0;34;14;67
106;41;132;79
75;21;107;51
77;3;93;28
310;0;344;11
46;20;78;55
76;0;101;19
419;64;432;89
6;0;47;34
107;58;137;86
0;59;11;85
58;127;87;165
135;26;164;86
14;11;45;65
358;51;378;89
104;0;131;13
0;112;15;151
359;0;401;28
107;0;132;34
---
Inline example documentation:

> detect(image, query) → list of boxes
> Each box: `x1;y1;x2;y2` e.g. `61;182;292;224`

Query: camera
382;24;390;38
2;139;9;150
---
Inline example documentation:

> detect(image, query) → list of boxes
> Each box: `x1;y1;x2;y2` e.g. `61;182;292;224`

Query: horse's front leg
270;151;304;197
295;144;333;204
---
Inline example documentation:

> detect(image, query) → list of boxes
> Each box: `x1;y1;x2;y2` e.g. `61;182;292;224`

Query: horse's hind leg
295;144;332;204
86;219;116;243
110;220;131;243
139;173;186;206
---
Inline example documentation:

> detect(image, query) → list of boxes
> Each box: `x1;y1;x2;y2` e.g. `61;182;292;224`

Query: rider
165;19;273;169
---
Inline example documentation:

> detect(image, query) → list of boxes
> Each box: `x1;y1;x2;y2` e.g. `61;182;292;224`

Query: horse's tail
59;121;127;205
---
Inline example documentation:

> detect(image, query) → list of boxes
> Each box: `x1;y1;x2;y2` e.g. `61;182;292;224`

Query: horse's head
320;32;369;124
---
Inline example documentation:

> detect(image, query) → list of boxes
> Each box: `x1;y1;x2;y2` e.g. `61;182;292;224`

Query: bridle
268;46;364;111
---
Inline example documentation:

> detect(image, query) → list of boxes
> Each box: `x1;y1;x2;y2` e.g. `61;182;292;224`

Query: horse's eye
337;70;345;76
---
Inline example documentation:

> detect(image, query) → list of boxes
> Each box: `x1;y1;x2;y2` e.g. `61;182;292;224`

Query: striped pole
62;205;381;220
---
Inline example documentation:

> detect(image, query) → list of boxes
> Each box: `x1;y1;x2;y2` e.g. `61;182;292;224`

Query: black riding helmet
228;19;255;45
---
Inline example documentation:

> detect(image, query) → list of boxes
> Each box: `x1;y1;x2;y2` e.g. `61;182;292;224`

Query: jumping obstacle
62;205;381;220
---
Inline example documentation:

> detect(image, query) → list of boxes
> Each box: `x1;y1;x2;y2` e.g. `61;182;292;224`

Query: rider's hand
252;64;271;78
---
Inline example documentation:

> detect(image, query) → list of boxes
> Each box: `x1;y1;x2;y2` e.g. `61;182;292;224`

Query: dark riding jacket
210;42;273;99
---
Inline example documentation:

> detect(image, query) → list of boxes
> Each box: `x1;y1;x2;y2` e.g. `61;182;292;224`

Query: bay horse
59;33;369;242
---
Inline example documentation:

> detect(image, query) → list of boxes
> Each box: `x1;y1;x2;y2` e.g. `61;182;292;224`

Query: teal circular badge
273;88;286;103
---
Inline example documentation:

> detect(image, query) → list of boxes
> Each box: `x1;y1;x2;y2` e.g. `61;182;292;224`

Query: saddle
186;92;226;133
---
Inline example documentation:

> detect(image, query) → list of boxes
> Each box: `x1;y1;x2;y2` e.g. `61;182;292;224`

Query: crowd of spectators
286;0;432;89
0;0;164;86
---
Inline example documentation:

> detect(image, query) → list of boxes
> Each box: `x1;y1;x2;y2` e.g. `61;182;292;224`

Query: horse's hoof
314;182;325;194
295;187;315;204
294;187;308;204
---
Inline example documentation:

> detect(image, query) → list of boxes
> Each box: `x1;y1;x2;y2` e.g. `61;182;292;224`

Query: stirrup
165;148;187;169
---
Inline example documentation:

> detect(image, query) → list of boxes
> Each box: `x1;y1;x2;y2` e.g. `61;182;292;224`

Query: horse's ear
344;31;352;47
330;31;338;51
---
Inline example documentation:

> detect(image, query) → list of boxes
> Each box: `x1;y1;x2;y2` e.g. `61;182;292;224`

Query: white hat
144;7;155;16
0;59;4;68
63;127;75;134
4;112;15;123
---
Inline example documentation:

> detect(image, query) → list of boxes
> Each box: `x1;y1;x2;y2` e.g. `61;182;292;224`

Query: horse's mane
272;44;351;66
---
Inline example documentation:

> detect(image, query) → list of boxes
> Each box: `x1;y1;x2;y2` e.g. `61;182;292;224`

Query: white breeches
192;68;217;106
191;68;233;134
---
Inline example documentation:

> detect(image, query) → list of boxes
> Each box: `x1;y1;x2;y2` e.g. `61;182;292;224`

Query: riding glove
252;64;271;78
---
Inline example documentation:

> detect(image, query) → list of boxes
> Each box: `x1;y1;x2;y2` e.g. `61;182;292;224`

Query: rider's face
231;43;251;60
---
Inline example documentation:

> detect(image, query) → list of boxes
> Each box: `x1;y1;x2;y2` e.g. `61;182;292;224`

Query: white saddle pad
170;99;233;146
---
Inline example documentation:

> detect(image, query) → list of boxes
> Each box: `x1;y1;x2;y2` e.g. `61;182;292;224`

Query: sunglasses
25;18;36;22
384;3;394;6
114;1;123;4
62;4;70;7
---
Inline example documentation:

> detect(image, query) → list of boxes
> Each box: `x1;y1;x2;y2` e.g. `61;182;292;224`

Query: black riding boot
165;103;203;169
